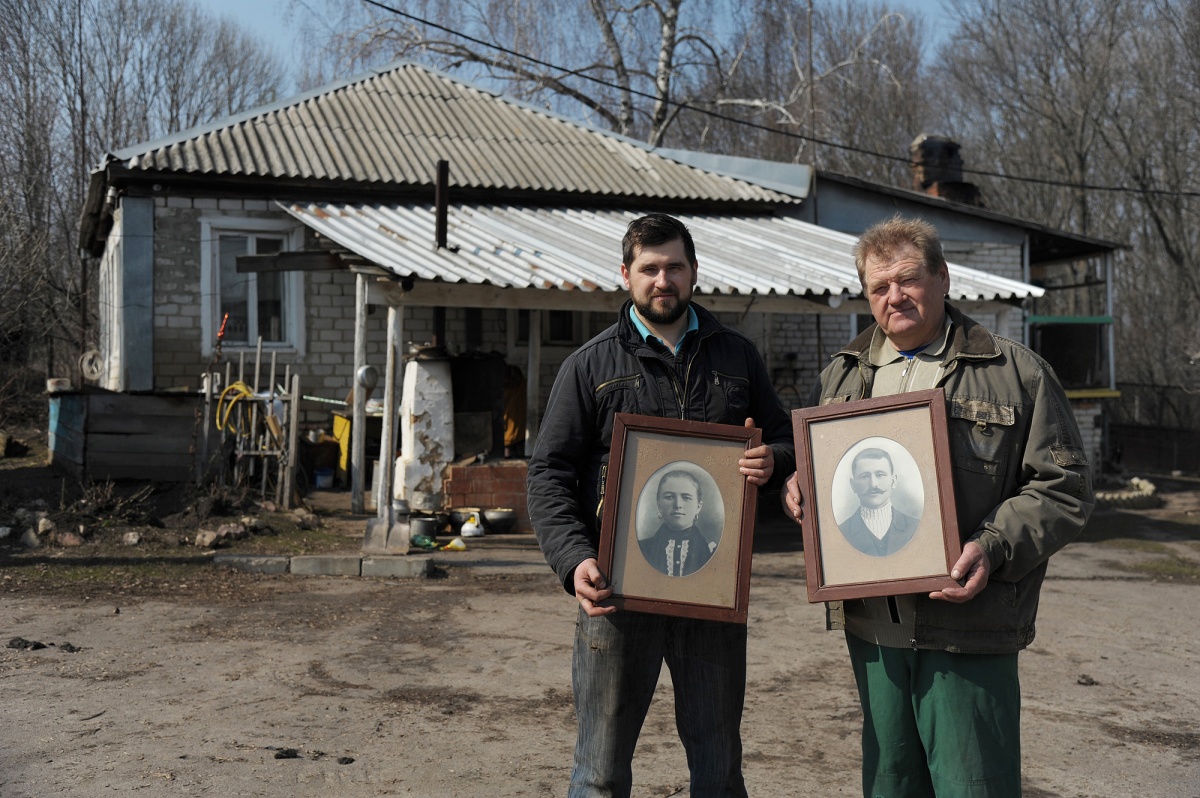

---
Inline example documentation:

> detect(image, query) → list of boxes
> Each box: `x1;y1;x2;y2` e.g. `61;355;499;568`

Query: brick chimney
910;134;984;207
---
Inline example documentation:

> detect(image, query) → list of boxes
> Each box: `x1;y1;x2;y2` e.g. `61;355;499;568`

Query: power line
359;0;1200;200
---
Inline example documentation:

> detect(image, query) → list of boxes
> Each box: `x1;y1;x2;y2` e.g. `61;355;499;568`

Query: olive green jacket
814;304;1094;653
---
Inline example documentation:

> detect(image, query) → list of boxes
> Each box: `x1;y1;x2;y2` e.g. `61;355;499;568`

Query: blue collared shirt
628;305;699;356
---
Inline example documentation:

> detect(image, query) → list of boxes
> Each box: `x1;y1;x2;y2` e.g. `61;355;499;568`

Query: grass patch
38;561;207;585
1124;555;1200;582
1081;507;1200;544
226;525;353;556
1098;538;1171;554
1;554;216;595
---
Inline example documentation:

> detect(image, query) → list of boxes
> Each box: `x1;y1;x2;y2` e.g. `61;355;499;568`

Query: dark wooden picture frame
597;413;760;624
791;388;962;602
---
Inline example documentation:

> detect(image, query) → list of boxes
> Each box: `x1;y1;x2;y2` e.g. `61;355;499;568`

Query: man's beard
634;290;691;325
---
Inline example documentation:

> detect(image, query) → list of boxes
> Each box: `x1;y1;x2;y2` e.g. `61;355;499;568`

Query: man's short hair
623;214;697;267
852;215;946;284
658;469;703;505
851;448;895;476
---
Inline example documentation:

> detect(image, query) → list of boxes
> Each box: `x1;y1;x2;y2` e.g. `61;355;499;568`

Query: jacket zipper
597;374;642;393
712;369;744;386
675;358;693;419
672;329;720;420
596;463;607;524
636;327;717;421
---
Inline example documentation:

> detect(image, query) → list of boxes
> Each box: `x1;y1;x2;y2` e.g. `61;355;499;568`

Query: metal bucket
409;516;440;538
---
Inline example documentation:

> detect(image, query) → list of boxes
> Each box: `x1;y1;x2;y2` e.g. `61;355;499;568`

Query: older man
785;216;1093;797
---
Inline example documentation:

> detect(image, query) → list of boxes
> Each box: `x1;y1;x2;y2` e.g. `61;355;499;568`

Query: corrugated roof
282;202;1044;303
111;62;790;204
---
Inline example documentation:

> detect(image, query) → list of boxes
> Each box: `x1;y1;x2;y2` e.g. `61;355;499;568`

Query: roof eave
78;165;798;255
815;169;1125;260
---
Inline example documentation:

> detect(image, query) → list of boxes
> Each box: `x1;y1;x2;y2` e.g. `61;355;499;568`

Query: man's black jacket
527;299;795;593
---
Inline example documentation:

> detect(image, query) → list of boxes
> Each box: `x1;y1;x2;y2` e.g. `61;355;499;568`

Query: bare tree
936;0;1200;422
0;0;285;422
937;0;1137;233
676;0;939;180
302;0;937;161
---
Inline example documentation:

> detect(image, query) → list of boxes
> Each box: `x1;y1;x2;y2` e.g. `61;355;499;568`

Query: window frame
199;215;306;357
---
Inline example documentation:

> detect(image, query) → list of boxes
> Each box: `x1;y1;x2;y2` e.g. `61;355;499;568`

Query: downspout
1106;250;1115;391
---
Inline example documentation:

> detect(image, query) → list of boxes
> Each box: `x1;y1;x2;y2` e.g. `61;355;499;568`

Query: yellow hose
215;381;258;435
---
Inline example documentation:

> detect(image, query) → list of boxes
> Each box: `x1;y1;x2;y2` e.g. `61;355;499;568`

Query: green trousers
846;632;1022;798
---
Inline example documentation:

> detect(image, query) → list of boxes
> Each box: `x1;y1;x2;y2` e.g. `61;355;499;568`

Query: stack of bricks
442;460;532;533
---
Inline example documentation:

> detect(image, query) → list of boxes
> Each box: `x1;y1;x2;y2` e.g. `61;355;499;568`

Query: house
660;139;1120;469
78;62;1112;527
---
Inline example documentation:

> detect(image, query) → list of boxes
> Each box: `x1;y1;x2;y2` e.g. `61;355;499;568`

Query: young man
784;216;1094;797
528;213;794;797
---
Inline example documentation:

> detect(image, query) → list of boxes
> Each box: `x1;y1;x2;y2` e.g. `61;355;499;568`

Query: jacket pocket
948;398;1015;477
595;374;643;449
596;374;643;409
921;579;1019;637
707;370;750;422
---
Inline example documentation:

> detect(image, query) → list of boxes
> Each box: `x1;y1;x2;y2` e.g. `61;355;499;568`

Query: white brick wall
944;241;1024;283
140;195;1053;432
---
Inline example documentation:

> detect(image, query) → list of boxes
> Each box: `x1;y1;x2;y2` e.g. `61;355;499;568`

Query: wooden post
525;309;542;456
199;371;212;486
378;303;404;521
236;351;246;484
282;373;300;510
351;273;368;514
248;337;263;484
221;361;231;484
264;349;276;497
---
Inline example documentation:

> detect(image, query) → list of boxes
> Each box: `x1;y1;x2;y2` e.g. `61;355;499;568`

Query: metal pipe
435;159;449;250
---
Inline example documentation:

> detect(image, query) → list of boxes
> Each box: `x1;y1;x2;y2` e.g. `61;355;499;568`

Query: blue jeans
568;608;748;798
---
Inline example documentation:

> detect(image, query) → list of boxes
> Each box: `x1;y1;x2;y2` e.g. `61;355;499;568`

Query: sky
197;0;954;101
198;0;954;66
202;0;295;46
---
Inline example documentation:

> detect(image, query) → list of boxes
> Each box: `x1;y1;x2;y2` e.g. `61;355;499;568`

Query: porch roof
281;202;1045;307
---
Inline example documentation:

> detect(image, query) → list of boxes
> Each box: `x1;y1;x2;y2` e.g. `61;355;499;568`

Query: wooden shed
49;386;207;482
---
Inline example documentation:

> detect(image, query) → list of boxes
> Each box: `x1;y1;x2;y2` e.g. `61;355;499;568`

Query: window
508;308;600;348
517;309;530;344
200;217;304;355
546;310;578;344
1029;319;1111;390
464;308;483;350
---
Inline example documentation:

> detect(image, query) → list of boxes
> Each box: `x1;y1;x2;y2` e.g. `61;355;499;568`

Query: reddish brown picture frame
791;388;962;603
597;413;760;624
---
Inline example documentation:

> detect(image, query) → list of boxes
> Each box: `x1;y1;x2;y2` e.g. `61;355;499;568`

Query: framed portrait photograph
597;414;760;624
790;388;962;603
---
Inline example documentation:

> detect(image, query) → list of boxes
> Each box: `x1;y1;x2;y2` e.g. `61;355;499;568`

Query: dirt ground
2;431;1200;797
